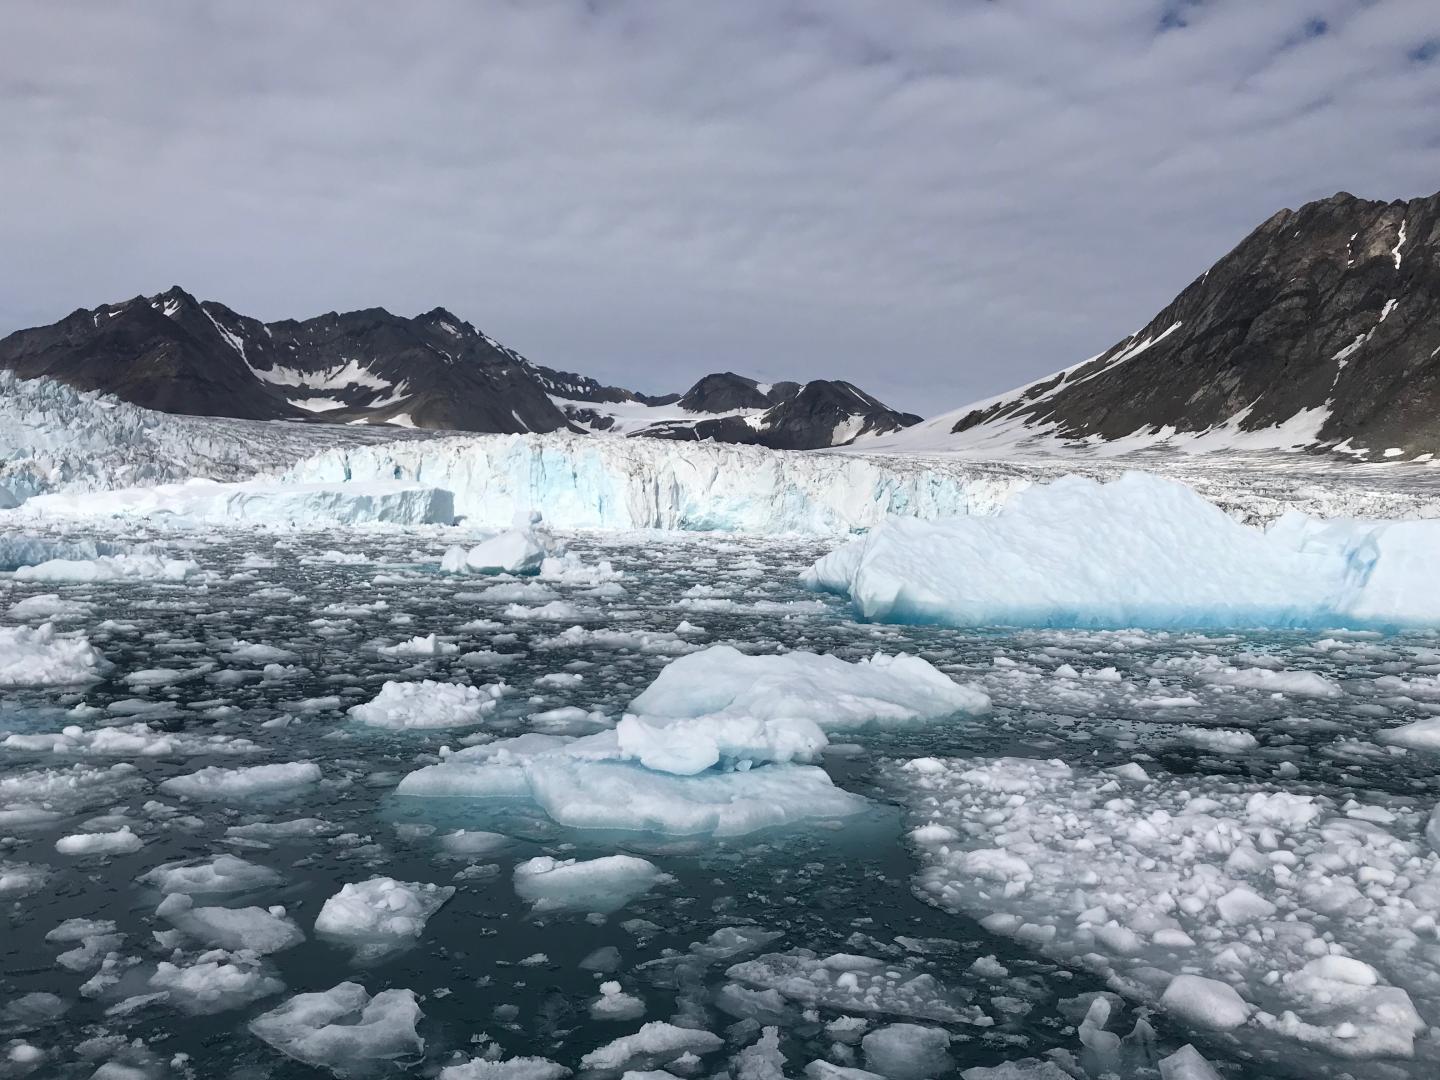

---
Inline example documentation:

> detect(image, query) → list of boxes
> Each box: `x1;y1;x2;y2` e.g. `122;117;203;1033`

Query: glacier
805;472;1440;629
16;477;453;527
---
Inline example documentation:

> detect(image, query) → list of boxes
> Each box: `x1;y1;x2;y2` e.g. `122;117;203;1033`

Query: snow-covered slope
863;189;1440;460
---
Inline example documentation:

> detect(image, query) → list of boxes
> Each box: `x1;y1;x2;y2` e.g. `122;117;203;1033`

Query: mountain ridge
870;188;1440;460
0;288;920;451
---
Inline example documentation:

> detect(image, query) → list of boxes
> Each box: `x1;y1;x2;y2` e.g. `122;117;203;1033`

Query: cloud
1;0;1437;412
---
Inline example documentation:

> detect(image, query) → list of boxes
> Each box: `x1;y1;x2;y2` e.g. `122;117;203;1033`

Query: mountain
0;290;921;449
636;379;922;450
871;189;1440;460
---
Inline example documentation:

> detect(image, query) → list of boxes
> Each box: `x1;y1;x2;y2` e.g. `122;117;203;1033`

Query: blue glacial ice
397;644;987;835
805;472;1440;630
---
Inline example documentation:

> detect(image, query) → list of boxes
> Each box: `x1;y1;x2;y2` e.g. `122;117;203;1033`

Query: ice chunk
1157;1045;1223;1080
619;645;987;773
150;950;286;1014
806;472;1440;629
4;722;258;757
960;1061;1074;1080
0;624;111;686
314;876;455;952
438;1057;570;1079
378;633;459;657
158;762;321;800
140;854;283;894
513;855;669;914
590;980;646;1020
579;1021;722;1071
163;898;304;954
861;1023;953;1080
55;827;143;855
348;679;506;729
249;982;424;1074
441;527;548;575
726;951;979;1024
1160;975;1251;1031
13;552;200;583
400;749;866;837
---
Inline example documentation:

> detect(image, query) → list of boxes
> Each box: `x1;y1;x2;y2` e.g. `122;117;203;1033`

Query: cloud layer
3;0;1438;412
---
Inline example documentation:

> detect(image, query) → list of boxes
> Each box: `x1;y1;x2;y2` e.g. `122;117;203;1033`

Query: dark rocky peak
677;372;772;413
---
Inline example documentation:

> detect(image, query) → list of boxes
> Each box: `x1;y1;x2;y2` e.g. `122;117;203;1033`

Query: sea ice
54;827;143;855
160;895;304;953
892;754;1435;1060
140;854;283;894
314;876;455;950
512;854;669;913
861;1023;953;1080
620;645;987;773
441;525;548;575
13;553;200;583
579;1021;723;1071
248;981;424;1073
348;679;507;729
158;762;321;800
0;624;111;686
150;950;286;1014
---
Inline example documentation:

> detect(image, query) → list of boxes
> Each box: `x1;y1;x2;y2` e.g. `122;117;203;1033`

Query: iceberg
396;646;984;836
441;524;549;575
806;472;1440;629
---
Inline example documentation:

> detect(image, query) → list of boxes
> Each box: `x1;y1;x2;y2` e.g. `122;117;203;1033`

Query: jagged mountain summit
0;289;919;450
869;189;1440;460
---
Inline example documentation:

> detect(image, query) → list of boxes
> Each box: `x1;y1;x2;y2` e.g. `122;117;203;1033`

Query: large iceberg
805;472;1440;630
396;646;985;836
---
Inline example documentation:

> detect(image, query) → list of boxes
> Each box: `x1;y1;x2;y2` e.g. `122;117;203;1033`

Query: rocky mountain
0;289;920;449
872;189;1440;460
638;379;922;450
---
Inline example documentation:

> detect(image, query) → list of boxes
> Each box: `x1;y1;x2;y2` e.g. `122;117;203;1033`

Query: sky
3;1;1439;415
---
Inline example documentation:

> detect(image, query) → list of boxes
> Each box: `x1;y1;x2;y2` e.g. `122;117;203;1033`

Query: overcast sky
3;1;1438;414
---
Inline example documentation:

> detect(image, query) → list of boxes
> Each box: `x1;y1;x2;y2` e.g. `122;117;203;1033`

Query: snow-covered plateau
5;371;1440;1077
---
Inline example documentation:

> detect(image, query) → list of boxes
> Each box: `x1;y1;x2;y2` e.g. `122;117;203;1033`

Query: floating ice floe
4;723;260;757
249;982;424;1074
140;854;283;895
159;894;304;954
54;827;144;855
619;644;988;774
158;762;322;800
397;646;980;836
314;876;455;958
378;632;459;657
348;679;508;729
806;472;1440;629
441;521;550;575
579;1020;723;1071
16;477;454;526
13;552;201;583
891;754;1435;1061
150;949;287;1014
0;533;123;570
438;1056;571;1079
512;854;670;913
0;623;112;686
